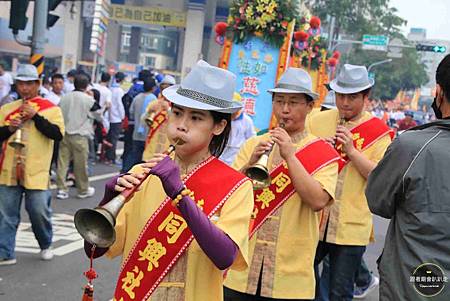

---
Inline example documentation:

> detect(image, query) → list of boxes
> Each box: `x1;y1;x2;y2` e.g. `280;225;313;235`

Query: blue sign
227;36;280;131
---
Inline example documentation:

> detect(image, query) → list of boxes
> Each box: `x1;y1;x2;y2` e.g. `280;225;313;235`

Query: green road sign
362;35;389;51
416;44;447;53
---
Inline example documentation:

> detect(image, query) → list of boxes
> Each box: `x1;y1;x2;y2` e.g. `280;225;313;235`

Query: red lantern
327;57;338;67
332;51;341;59
294;31;309;42
215;22;228;36
309;16;321;29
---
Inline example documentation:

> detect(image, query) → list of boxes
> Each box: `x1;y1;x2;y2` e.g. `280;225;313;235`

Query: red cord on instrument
82;245;97;301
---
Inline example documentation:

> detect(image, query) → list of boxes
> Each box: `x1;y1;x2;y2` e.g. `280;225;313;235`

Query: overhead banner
110;4;186;28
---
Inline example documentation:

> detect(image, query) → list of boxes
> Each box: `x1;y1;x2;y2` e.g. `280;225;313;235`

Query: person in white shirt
219;93;256;165
63;69;76;93
47;73;65;105
105;72;126;164
39;76;51;98
0;63;14;102
93;72;112;130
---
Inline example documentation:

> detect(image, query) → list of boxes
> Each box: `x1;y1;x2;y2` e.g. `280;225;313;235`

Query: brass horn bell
244;123;285;190
145;111;156;127
74;194;126;248
244;153;271;190
9;129;25;149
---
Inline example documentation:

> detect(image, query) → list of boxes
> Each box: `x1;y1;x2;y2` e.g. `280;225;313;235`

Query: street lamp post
368;58;393;72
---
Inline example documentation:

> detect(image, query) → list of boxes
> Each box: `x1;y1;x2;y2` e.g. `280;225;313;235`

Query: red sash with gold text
335;117;394;171
0;97;55;171
145;111;168;147
3;97;55;125
250;139;341;236
113;157;249;301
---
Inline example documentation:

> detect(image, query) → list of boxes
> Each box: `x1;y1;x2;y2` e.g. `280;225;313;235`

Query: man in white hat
224;67;340;300
307;64;393;300
0;64;64;265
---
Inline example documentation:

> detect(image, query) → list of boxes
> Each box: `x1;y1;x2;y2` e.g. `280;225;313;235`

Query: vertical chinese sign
228;37;279;131
220;31;293;131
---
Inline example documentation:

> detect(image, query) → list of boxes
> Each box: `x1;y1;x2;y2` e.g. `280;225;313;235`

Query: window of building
140;35;158;49
145;56;156;67
148;38;158;49
122;32;131;47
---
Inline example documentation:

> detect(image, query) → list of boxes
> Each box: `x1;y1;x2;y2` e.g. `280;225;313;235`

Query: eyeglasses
273;99;307;108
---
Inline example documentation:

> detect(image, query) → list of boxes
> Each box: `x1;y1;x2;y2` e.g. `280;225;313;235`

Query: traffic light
47;0;64;28
9;0;30;35
416;44;447;53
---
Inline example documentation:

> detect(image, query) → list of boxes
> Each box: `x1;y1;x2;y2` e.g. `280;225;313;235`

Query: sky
390;0;450;41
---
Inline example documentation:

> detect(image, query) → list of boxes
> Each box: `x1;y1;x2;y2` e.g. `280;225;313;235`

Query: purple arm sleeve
84;175;120;258
178;195;238;270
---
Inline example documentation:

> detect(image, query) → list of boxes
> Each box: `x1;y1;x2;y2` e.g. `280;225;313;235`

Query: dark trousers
314;241;366;301
317;255;372;301
51;141;59;168
122;140;145;172
121;124;134;173
354;258;372;288
106;122;122;162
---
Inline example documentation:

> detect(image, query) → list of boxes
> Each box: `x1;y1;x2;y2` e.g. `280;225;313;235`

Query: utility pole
327;16;336;51
30;0;48;76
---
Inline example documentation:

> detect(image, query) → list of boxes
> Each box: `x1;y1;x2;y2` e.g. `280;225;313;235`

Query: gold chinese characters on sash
250;139;341;236
335;117;394;171
113;157;249;301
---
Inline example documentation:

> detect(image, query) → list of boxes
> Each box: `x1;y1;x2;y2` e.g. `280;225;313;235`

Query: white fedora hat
329;64;374;94
15;64;39;81
160;75;176;86
268;67;319;100
162;60;242;114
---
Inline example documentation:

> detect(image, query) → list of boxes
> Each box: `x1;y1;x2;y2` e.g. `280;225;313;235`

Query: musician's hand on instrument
8;118;22;132
115;173;145;192
149;156;184;199
270;127;295;159
142;153;167;169
335;126;356;156
20;103;37;120
248;140;273;166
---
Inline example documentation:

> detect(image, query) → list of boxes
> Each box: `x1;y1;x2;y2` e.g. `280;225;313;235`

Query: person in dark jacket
366;54;450;300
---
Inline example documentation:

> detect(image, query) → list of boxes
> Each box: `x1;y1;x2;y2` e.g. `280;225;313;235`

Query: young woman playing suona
84;60;254;301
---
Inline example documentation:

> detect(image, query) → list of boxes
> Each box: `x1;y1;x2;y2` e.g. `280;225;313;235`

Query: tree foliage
309;0;406;39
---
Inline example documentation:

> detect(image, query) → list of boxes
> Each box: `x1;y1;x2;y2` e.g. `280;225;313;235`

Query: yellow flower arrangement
227;0;299;47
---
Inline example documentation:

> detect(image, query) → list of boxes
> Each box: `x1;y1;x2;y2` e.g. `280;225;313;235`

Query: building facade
0;0;231;79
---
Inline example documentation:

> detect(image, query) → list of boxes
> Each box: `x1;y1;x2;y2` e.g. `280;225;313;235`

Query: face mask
432;97;443;119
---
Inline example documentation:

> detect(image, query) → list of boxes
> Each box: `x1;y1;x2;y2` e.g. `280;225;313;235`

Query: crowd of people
0;54;449;301
368;100;434;132
0;62;256;264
